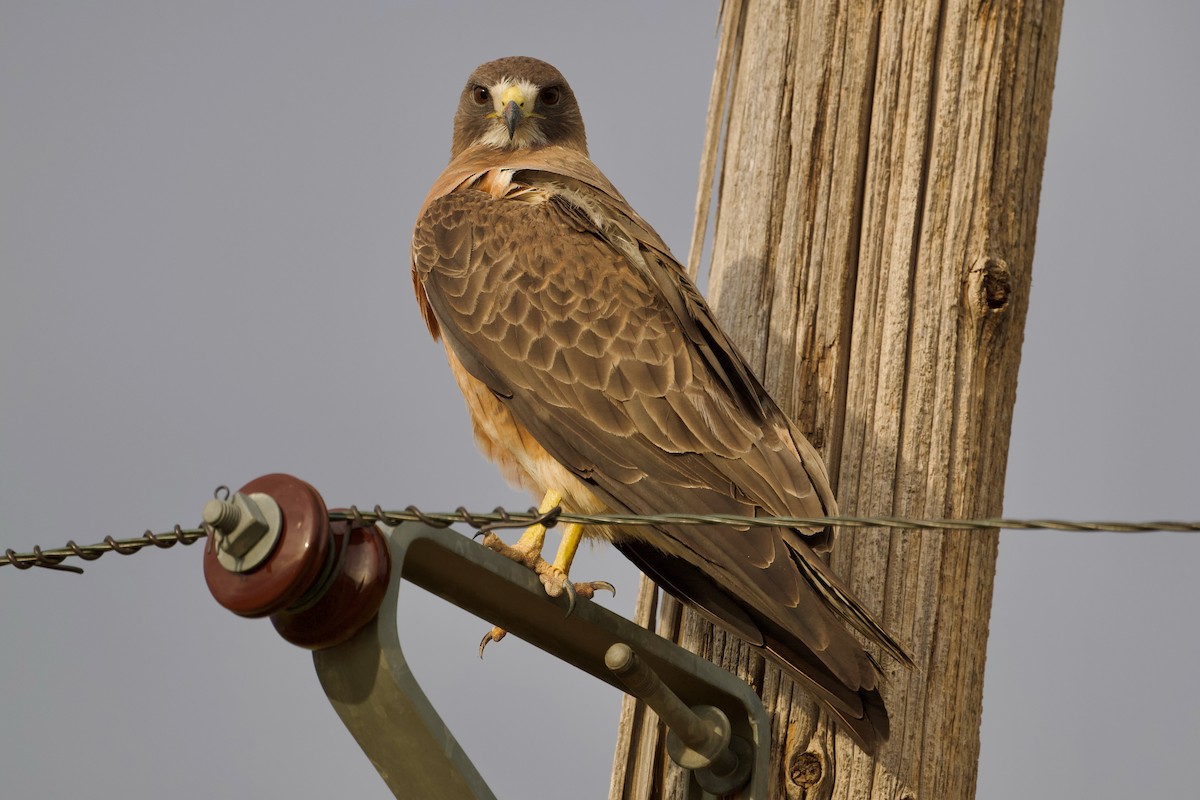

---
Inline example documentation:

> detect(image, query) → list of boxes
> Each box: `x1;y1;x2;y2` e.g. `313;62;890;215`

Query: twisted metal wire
3;504;1197;573
335;507;1200;534
2;525;209;574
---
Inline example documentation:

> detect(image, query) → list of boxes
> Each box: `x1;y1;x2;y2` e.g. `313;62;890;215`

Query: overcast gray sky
3;2;1198;798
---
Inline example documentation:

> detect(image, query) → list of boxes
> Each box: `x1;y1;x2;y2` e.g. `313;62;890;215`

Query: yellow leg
548;520;614;605
551;522;585;574
510;488;562;556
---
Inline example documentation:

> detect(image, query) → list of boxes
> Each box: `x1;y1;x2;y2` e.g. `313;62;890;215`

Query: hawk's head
451;57;587;158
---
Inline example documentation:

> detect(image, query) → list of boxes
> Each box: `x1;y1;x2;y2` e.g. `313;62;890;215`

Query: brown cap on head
451;56;587;158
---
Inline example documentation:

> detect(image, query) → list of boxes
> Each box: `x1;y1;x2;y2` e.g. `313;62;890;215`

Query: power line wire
3;505;1198;573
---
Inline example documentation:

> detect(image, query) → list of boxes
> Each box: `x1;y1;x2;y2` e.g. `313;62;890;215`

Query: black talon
479;626;507;657
562;579;577;617
592;581;616;597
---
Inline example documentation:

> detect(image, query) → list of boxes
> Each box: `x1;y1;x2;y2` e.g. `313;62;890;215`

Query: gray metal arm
312;522;769;799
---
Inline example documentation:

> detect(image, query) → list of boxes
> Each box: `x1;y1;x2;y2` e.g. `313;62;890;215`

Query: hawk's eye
540;86;561;107
472;85;490;105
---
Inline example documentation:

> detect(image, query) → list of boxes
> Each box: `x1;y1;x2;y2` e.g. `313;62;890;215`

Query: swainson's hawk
411;56;910;752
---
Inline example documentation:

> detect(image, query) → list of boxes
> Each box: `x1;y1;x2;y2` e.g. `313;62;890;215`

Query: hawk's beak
499;85;527;141
502;100;523;140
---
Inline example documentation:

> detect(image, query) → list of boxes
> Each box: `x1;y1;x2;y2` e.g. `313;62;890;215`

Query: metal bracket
312;522;769;799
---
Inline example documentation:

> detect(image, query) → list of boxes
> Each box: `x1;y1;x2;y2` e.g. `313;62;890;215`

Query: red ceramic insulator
270;516;392;650
203;473;331;618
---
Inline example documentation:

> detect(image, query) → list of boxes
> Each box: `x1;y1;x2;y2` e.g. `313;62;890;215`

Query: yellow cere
499;84;528;110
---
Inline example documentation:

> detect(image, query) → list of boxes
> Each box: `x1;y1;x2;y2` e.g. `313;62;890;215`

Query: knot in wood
969;255;1012;314
788;751;823;788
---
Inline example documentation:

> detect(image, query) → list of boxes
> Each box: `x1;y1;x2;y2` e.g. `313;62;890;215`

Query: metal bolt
605;643;751;793
202;499;242;532
202;491;282;572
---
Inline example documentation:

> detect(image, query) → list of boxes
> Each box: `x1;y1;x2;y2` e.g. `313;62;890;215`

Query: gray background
2;2;1198;798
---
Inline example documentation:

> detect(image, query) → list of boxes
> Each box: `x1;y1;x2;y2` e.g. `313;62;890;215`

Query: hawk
411;56;910;752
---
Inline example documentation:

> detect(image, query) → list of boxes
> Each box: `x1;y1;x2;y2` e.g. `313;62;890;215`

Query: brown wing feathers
413;171;903;750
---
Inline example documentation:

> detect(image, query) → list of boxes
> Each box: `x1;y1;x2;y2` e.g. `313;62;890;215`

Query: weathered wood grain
611;1;1062;797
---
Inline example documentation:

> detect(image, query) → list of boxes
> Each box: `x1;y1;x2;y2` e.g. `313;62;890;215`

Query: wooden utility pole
610;2;1062;798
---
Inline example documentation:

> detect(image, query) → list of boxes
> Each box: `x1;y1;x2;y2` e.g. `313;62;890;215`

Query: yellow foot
481;531;615;606
480;530;545;571
477;491;615;656
477;576;616;658
480;531;615;605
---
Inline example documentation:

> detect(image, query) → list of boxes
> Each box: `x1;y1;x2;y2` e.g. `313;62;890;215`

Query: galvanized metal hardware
605;643;753;795
203;491;282;571
311;521;770;799
198;473;769;799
